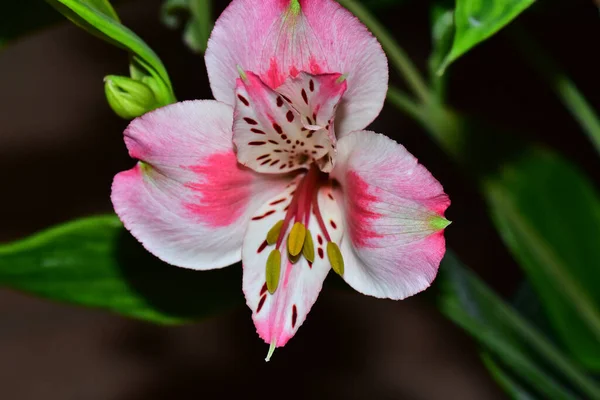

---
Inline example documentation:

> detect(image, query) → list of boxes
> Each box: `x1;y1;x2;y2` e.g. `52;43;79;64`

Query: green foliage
438;252;600;399
485;149;600;370
408;104;600;372
161;0;213;53
0;215;243;323
480;353;538;400
47;0;176;105
437;0;536;74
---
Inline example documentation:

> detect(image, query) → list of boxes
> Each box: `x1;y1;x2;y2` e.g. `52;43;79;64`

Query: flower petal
112;100;288;270
205;0;388;136
276;72;346;130
242;180;344;348
330;131;450;299
276;72;347;171
234;72;332;173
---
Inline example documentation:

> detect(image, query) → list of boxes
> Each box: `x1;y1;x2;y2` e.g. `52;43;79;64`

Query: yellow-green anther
266;220;284;245
289;252;301;264
302;230;315;263
327;242;344;276
287;222;306;257
266;249;281;294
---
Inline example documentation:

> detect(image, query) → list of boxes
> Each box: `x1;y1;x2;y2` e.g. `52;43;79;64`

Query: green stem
510;28;600;155
337;0;431;103
387;86;467;160
385;87;424;121
480;353;537;400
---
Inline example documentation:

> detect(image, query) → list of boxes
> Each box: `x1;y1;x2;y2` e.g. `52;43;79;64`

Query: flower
111;0;450;360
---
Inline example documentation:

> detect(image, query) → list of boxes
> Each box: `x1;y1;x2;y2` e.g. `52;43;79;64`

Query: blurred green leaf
438;251;599;399
485;149;600;371
47;0;175;102
481;353;538;400
437;0;535;74
0;215;243;323
387;89;600;372
161;0;213;53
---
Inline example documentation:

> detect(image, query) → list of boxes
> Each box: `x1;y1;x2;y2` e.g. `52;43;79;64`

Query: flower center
263;164;344;295
275;164;328;248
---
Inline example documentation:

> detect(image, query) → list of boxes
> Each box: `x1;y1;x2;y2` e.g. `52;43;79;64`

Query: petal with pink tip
234;72;332;173
330;131;451;299
112;100;288;270
242;180;343;348
205;0;388;136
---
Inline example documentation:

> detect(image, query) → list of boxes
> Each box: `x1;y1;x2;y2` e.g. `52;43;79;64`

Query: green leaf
161;0;213;54
47;0;175;101
437;0;536;74
0;215;243;323
437;251;600;399
84;0;120;20
484;149;600;371
387;95;600;372
480;353;538;400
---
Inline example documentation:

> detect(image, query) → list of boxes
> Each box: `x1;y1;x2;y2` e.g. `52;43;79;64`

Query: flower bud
104;75;158;119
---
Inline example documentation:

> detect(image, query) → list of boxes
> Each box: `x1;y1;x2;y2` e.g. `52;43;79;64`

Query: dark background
0;0;598;398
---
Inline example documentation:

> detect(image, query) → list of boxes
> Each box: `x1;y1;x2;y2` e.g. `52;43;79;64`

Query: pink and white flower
112;0;450;359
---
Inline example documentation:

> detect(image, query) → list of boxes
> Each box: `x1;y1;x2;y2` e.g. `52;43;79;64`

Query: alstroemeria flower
112;0;450;359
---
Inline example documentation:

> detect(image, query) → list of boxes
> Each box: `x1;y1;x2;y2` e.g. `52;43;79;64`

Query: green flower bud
104;75;158;119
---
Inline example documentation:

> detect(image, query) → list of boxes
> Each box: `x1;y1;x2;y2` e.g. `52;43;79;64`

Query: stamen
287;222;306;256
302;230;315;262
275;177;308;249
267;220;284;245
311;186;332;243
266;249;281;294
326;242;344;276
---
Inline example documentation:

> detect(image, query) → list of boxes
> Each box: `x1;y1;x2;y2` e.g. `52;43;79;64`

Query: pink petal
112;100;288;270
205;0;388;136
242;179;344;349
234;72;332;173
330;131;451;299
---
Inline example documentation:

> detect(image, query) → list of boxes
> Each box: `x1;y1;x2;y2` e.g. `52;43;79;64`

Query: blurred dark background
0;0;598;398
